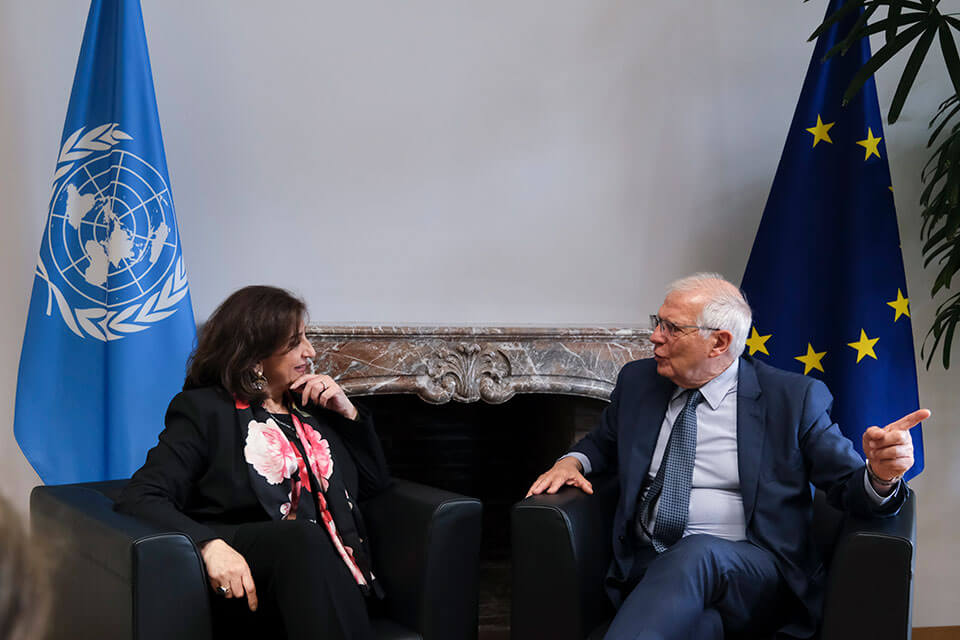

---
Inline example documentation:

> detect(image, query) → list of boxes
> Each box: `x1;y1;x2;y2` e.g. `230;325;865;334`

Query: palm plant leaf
842;21;929;107
938;23;960;103
823;13;927;60
888;25;939;122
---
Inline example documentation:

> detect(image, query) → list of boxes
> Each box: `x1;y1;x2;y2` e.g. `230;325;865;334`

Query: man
526;273;923;639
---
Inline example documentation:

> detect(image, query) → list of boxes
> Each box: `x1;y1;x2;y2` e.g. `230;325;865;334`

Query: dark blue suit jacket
570;356;907;632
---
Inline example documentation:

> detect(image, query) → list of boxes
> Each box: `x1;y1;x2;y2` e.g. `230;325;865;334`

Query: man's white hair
666;272;752;357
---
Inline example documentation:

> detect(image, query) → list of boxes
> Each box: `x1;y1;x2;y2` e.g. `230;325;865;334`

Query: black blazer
571;356;908;636
115;386;391;546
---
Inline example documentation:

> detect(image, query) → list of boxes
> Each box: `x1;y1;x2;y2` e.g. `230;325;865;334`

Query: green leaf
939;23;960;102
923;240;952;266
943;320;955;369
809;1;865;42
922;225;950;253
889;25;938;123
887;3;903;43
936;94;959;115
834;5;891;57
842;21;929;106
923;128;959;169
847;4;881;50
920;173;945;204
823;13;927;60
927;100;960;145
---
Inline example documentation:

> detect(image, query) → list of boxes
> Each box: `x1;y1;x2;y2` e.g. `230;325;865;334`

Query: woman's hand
290;373;358;421
200;539;258;611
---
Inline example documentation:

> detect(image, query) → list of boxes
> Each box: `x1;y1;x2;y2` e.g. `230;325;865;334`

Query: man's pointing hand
862;408;929;492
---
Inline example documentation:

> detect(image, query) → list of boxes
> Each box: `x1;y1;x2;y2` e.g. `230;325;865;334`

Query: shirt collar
670;358;739;411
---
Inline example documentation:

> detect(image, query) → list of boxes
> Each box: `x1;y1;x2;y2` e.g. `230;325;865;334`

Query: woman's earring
254;364;267;391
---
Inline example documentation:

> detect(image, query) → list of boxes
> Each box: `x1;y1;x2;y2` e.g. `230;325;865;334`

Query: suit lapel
737;356;766;529
623;373;675;522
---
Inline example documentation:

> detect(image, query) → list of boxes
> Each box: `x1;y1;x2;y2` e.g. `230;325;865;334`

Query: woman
115;286;390;640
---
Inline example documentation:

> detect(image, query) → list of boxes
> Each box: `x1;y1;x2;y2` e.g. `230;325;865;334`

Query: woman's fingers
228;574;244;599
317;384;342;408
289;374;340;407
241;570;258;611
200;539;256;608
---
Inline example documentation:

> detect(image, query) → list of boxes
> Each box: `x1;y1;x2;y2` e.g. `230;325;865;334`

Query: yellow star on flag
795;343;826;375
805;115;835;147
887;289;910;321
856;127;882;160
744;327;772;356
847;329;879;363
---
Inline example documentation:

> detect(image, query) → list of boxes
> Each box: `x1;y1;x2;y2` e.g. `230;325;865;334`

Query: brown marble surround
307;325;654;404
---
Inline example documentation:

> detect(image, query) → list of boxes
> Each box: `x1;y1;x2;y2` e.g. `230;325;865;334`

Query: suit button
618;535;625;543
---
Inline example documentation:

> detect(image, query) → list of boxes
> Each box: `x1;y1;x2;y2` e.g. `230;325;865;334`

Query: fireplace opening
361;393;608;637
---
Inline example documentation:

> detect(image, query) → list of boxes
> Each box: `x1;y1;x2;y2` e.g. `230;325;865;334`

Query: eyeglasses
649;314;721;338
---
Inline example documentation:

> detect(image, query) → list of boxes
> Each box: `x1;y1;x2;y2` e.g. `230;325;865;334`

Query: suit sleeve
114;392;220;544
325;403;391;500
569;367;626;475
798;379;908;518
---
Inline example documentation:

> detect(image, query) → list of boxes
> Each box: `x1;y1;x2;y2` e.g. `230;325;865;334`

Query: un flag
741;0;923;479
14;0;196;484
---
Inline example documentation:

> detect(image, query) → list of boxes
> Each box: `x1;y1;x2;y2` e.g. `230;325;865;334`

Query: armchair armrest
819;491;916;640
511;474;618;640
30;482;212;640
361;478;482;640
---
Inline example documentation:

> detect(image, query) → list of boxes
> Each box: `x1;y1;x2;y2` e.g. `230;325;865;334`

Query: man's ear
709;330;733;357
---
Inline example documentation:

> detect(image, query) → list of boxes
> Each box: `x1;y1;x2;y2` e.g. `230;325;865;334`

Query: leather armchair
31;478;482;640
511;475;916;640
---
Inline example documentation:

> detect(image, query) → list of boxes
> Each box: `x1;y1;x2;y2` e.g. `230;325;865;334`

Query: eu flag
740;0;923;479
14;0;196;484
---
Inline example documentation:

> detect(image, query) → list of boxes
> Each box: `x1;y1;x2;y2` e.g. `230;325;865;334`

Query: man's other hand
862;408;929;490
525;456;593;498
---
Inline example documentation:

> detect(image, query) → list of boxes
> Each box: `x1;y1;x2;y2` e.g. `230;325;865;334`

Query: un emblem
37;123;189;341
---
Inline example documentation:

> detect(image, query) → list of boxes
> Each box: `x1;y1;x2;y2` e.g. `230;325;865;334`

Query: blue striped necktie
641;389;703;553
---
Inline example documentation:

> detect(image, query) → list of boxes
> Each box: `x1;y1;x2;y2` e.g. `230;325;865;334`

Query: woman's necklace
270;410;298;436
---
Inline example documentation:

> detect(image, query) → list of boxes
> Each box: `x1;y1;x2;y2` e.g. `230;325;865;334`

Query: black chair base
511;475;916;640
32;478;482;640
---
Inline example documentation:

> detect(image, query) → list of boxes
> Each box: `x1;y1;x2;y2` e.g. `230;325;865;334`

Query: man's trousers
604;534;796;640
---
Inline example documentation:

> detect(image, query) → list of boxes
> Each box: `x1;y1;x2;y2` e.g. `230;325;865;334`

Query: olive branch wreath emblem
36;123;190;342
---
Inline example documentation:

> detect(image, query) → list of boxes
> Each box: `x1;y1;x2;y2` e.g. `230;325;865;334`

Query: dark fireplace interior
361;393;608;638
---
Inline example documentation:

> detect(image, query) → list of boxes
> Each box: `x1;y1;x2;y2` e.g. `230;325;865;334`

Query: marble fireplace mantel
307;325;653;405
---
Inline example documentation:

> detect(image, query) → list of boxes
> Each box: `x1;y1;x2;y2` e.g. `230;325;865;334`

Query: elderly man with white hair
526;273;925;640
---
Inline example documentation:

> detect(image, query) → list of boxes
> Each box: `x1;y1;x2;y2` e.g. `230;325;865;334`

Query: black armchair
31;478;482;640
511;475;916;640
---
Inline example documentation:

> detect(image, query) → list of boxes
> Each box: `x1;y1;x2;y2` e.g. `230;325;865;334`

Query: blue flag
14;0;196;485
741;0;923;479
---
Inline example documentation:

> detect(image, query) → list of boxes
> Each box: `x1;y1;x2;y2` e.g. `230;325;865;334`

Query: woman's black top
115;385;390;595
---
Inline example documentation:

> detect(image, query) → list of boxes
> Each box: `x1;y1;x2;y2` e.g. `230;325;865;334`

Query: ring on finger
218;585;230;596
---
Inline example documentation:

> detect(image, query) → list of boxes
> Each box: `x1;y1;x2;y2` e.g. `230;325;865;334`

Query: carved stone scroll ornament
416;343;513;404
307;325;653;405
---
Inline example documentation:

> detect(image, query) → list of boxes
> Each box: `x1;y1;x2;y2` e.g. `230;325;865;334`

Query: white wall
0;0;955;626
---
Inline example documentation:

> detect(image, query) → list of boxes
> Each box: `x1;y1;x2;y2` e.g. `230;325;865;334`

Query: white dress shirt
640;359;745;542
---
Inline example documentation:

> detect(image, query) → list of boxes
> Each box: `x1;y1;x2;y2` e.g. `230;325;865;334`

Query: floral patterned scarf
234;397;382;598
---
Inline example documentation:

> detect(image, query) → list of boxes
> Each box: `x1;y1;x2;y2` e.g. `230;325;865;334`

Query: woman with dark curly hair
116;285;390;640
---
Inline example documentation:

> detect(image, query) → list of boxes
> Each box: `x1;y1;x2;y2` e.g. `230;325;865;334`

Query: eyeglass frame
649;314;721;338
